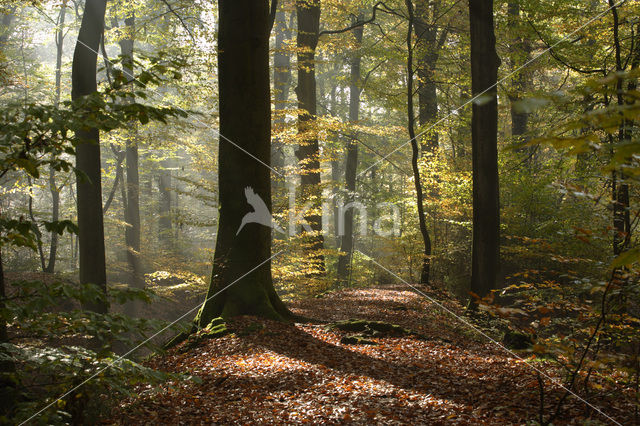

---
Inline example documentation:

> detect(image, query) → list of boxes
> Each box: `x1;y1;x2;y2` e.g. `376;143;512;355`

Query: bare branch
319;2;401;37
160;0;195;42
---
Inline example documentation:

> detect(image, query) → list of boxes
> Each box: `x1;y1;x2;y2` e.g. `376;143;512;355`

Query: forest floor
112;285;633;425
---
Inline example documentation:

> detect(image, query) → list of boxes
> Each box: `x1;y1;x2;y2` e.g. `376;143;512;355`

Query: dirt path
112;285;630;424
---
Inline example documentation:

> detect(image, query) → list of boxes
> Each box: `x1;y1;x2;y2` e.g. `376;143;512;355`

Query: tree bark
337;15;363;283
71;0;108;314
406;0;432;285
469;0;500;302
196;0;290;327
295;0;325;274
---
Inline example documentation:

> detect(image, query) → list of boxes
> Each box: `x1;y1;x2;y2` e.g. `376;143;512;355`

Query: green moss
202;317;229;338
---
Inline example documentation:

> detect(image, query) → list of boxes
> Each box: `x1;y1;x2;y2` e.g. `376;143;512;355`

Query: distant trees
72;0;108;314
468;0;500;302
196;0;290;326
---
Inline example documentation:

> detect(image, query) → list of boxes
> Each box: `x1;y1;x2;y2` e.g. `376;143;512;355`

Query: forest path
112;285;626;424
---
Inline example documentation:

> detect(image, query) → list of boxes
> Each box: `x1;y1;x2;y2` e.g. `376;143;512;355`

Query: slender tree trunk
117;13;143;288
414;0;440;153
469;0;500;302
295;0;325;274
196;0;290;327
0;248;6;343
273;8;293;178
406;0;431;285
45;1;68;274
158;161;172;247
610;1;631;256
337;15;363;283
329;83;342;245
507;2;531;153
72;0;108;314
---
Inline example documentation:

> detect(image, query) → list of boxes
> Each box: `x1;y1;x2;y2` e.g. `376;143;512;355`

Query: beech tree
117;12;143;289
336;15;364;284
469;0;500;301
72;0;108;314
295;0;325;274
406;0;432;285
196;0;290;326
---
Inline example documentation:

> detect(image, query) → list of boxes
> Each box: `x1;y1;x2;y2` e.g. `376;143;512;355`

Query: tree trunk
196;0;290;327
158;161;173;247
337;15;363;283
71;0;108;314
0;248;6;343
507;2;531;151
406;0;432;285
329;83;342;245
45;1;68;274
272;8;293;178
469;0;500;302
414;0;440;154
295;0;325;274
610;0;631;256
118;13;143;288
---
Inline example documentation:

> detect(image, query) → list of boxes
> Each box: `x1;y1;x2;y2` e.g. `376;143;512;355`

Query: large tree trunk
118;13;143;288
196;0;290;327
337;15;363;284
295;0;325;274
72;0;108;314
406;0;432;285
45;2;68;274
469;0;500;302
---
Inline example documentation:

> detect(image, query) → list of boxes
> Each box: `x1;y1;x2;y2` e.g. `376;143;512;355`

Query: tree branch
527;19;605;75
160;0;195;42
319;2;400;37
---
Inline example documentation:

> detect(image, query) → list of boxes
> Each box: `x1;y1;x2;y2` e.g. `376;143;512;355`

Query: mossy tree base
180;317;231;352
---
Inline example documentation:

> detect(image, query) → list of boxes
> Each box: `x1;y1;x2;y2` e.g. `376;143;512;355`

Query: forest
0;0;639;424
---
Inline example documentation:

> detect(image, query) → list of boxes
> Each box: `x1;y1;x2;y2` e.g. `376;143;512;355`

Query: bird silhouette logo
236;186;285;236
